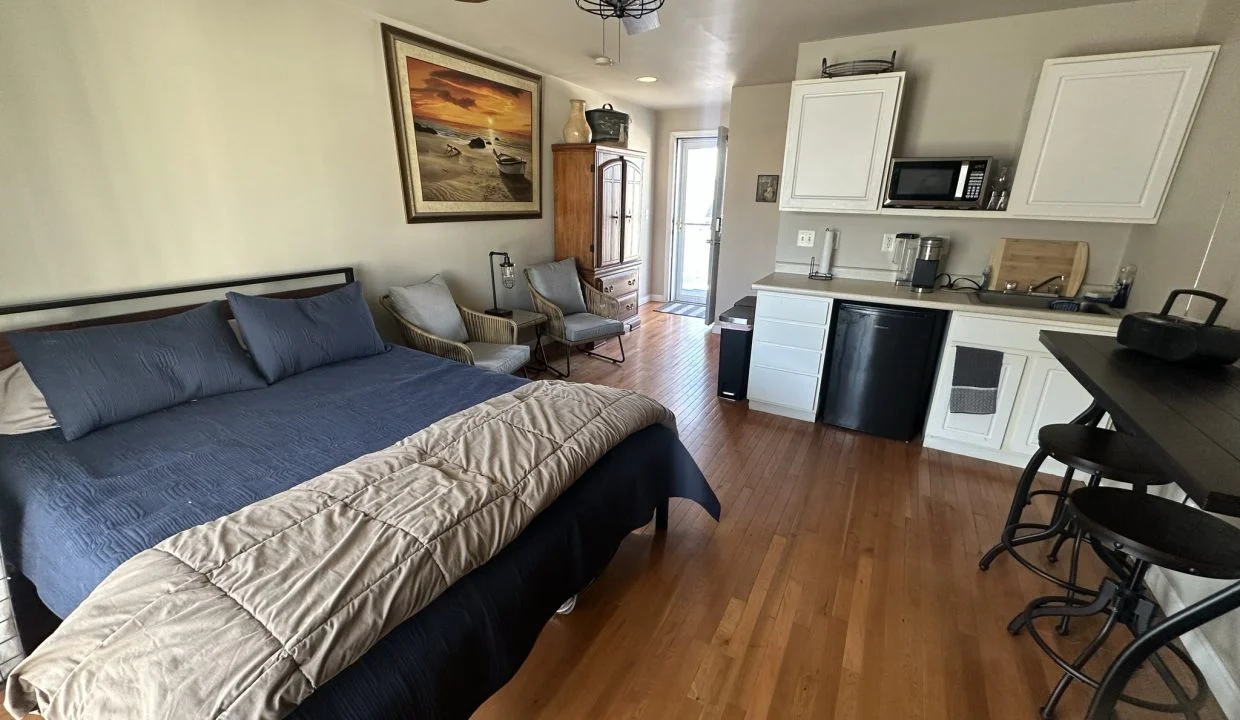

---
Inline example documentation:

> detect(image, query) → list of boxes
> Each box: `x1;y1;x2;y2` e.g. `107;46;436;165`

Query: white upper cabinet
1007;47;1218;223
779;73;905;212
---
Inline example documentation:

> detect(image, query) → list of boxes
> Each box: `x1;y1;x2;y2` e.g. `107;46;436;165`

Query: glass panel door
670;136;718;305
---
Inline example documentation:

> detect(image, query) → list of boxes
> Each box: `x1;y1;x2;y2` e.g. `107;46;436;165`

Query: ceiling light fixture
576;0;664;20
635;76;658;83
583;0;664;69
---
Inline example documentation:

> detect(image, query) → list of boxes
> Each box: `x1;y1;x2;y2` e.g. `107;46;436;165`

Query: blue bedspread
0;345;720;718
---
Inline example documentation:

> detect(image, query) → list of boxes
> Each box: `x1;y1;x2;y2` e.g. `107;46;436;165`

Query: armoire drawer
596;268;639;298
616;291;639;320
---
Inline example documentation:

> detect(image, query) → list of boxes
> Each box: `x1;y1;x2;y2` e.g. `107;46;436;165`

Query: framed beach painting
381;25;543;223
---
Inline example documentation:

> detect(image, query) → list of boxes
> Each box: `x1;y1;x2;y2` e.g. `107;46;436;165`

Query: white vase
562;99;592;143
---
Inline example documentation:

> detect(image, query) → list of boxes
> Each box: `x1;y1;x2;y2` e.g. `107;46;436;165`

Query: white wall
715;83;791;312
1124;0;1240;713
777;215;1134;286
649;105;729;301
0;0;655;336
773;0;1207;283
1122;0;1240;318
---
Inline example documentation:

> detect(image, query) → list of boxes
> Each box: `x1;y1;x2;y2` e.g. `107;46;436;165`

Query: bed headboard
0;267;356;371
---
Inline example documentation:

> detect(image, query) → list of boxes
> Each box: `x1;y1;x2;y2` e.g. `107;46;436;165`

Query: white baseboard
641;294;666;304
921;435;1074;478
1144;570;1240;720
748;399;817;423
772;262;898;282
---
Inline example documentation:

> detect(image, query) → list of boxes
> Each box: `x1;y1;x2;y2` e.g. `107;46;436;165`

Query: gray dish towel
950;346;1003;415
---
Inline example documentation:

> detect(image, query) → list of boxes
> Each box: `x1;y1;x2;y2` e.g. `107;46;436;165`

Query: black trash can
717;296;756;400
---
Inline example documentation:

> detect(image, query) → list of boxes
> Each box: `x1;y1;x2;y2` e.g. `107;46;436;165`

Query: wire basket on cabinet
821;51;897;78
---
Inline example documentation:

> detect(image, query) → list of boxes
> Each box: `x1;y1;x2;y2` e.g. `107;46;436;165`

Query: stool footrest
1012;576;1210;718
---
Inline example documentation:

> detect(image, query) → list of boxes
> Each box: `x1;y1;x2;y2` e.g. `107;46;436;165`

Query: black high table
1039;331;1240;720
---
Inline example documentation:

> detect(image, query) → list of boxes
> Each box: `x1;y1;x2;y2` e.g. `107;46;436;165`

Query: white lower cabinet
747;291;832;421
925;347;1026;450
923;313;1117;471
1006;354;1099;458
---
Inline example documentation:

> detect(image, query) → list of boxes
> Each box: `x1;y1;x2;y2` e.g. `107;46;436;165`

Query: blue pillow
7;301;266;441
227;282;386;383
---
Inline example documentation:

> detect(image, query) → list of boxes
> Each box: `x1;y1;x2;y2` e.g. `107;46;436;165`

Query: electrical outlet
797;230;816;248
881;233;898;253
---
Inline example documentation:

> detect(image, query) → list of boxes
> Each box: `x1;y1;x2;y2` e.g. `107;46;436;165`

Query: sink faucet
1028;274;1066;294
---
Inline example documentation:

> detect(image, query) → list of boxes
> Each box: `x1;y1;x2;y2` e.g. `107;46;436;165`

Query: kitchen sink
969;291;1116;315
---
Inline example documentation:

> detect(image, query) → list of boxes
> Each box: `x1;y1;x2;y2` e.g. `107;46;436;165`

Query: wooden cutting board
987;238;1089;296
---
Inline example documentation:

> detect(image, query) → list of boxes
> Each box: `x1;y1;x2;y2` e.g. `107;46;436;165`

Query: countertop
751;273;1123;328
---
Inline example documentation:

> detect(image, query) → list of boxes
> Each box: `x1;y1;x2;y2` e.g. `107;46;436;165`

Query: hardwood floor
1;305;1222;720
474;304;1224;720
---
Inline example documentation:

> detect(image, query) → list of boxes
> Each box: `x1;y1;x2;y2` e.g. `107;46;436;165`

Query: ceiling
346;0;1130;109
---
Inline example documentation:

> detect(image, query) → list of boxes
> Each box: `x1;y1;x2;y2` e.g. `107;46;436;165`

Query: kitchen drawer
596;268;639;298
752;341;823;375
615;291;639;320
748;365;819;412
755;292;831;326
948;313;1115;354
753;319;827;351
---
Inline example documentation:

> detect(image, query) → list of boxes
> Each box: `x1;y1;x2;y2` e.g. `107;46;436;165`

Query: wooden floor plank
474;306;1228;720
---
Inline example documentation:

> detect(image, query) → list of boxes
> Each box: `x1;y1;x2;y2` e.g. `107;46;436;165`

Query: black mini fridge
819;301;947;441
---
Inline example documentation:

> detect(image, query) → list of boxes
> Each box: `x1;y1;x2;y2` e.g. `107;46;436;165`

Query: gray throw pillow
528;258;587;315
388;275;468;343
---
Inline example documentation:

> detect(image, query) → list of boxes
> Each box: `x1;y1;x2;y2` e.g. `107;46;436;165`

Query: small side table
507;310;547;375
509;309;547;335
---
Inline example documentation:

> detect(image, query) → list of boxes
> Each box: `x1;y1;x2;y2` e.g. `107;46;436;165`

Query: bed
0;269;720;719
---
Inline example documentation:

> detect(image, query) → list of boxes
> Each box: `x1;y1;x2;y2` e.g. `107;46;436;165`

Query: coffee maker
910;237;948;293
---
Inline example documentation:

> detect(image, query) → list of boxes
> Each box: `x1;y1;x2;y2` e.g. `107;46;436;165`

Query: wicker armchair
380;296;528;375
525;265;625;377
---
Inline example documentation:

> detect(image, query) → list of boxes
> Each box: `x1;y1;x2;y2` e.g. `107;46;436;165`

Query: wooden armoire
552;143;645;327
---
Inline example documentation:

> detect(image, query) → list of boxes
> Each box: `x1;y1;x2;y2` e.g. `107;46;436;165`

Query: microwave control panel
963;161;987;200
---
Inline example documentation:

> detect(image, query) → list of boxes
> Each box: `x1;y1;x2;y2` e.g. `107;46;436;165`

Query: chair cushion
228;283;387;384
527;259;587;315
562;313;625;342
8;301;266;440
467;342;530;375
388;275;468;344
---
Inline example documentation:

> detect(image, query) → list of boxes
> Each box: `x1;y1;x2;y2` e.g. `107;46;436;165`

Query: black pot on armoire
819;301;948;441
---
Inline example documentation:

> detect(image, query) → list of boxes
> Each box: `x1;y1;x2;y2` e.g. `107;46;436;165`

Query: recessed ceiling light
635;76;658;83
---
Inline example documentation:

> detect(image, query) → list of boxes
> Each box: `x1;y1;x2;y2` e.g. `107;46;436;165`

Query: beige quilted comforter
6;380;674;720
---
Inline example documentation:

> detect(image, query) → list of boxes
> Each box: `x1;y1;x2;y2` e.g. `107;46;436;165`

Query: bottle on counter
1111;264;1137;309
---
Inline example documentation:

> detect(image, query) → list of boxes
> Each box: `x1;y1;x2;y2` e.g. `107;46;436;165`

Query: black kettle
1117;289;1240;365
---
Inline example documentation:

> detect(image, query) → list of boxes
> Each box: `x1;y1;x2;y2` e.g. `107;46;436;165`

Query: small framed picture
755;174;779;203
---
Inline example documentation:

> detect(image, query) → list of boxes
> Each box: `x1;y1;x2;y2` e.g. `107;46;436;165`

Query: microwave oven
884;157;994;210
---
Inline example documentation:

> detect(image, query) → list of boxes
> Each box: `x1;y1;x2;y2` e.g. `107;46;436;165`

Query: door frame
665;130;719;304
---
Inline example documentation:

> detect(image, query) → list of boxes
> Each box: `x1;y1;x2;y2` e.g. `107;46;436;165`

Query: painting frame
381;24;543;223
755;174;779;203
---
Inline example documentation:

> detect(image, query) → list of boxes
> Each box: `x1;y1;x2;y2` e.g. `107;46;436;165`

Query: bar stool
980;421;1165;604
1009;486;1240;719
